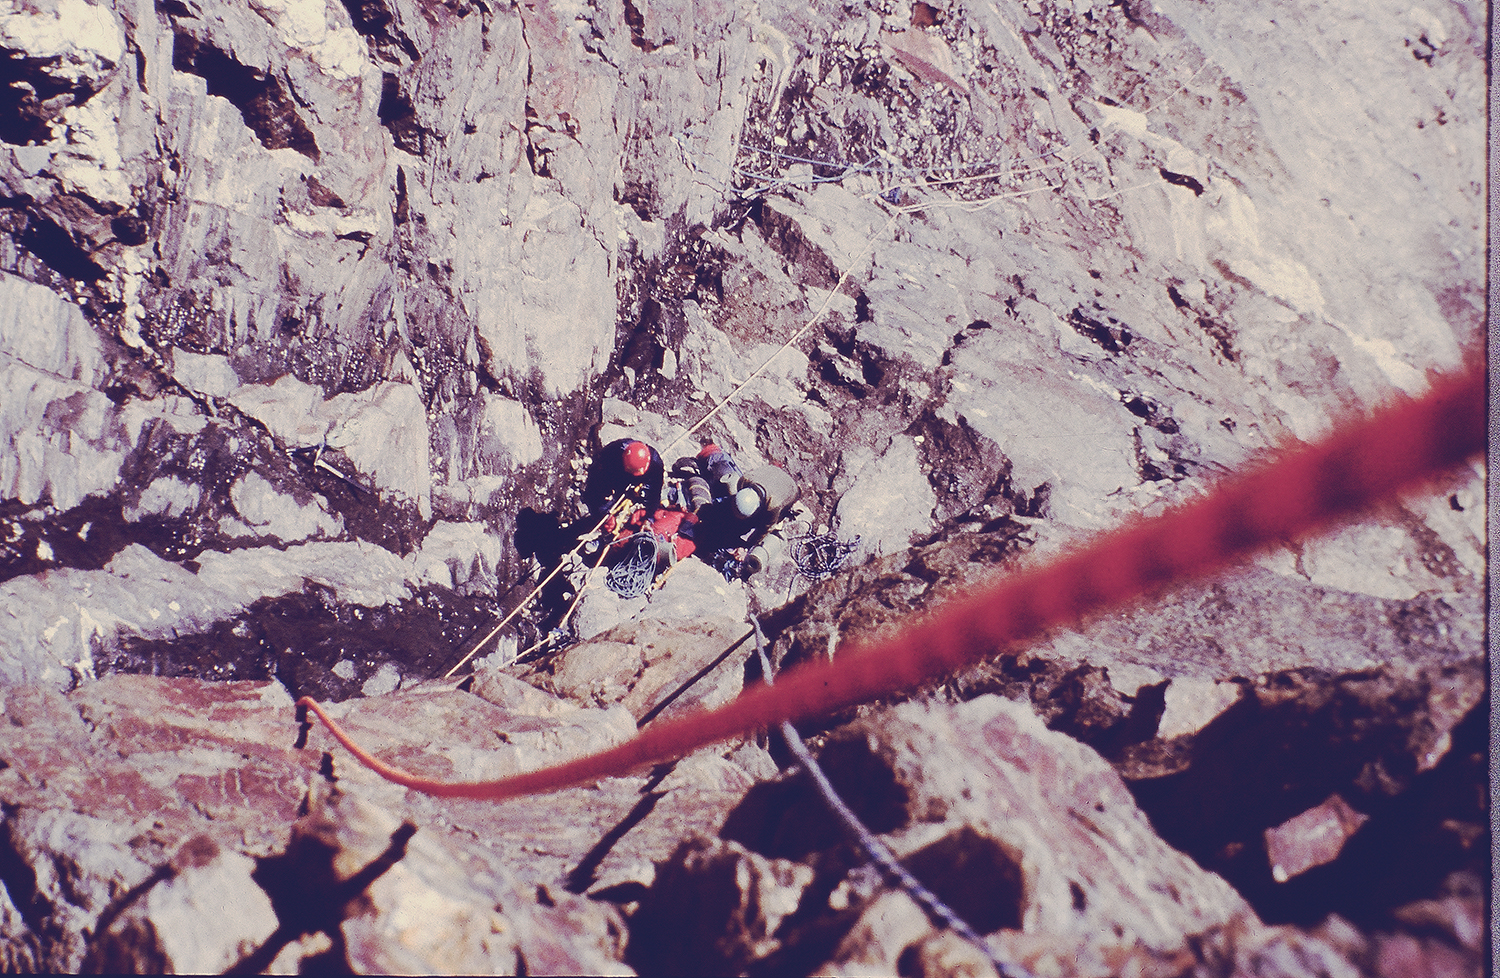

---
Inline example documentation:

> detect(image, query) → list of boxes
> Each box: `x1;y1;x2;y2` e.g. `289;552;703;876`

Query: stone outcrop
652;694;1256;975
0;668;763;972
3;653;1482;975
0;0;1484;972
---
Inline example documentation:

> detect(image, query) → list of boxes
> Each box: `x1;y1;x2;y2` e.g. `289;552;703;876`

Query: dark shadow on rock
721;734;910;862
231;817;417;974
564;764;673;895
1123;665;1486;929
900;825;1025;934
105;585;497;702
514;506;570;565
949;656;1169;759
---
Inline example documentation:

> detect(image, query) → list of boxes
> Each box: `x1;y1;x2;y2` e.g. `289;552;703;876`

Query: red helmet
697;443;720;458
622;440;652;476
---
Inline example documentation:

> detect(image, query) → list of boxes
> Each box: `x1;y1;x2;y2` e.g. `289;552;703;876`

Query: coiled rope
790;531;862;581
605;531;661;598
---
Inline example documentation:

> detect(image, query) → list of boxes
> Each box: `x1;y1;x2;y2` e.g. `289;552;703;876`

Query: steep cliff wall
0;0;1483;688
0;0;1485;973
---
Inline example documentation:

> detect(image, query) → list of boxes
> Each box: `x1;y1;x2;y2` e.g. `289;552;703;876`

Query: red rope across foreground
298;358;1485;801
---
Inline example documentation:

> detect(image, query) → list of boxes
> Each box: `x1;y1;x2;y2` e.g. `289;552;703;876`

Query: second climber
687;460;801;578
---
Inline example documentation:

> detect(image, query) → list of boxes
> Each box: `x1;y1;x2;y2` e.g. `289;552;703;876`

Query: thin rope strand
443;496;631;678
750;615;1035;978
663;208;902;454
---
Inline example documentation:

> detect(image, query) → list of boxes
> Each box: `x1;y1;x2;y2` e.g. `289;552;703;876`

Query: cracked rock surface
0;0;1485;973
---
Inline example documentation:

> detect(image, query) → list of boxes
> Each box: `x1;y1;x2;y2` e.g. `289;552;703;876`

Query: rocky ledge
0;615;1484;974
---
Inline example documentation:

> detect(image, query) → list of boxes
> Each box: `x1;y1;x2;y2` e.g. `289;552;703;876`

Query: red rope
298;357;1485;801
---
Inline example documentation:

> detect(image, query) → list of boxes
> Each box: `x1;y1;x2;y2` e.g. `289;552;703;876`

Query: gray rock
572;570;651;642
84;835;279;974
309;687;638;790
0;672;764;972
0;0;1486;970
469;669;578;717
304;789;527;975
123;475;202;521
1264;794;1369;884
647;557;750;625
478;394;546;467
833;434;937;555
168;349;241;398
629;836;816;974
860;696;1249;951
525;616;750;723
0;273;204;512
359;662;401;697
0;272;105;384
411;519;504;595
229;376;432;519
662;694;1257;975
224;470;343;542
1155;677;1243;740
0;807;154;972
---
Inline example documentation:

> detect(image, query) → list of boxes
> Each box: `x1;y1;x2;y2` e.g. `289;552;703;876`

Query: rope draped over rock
299;357;1484;802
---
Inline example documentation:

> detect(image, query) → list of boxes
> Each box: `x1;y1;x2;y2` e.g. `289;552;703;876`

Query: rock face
85;835;280;974
649;695;1256;975
4;662;1481;975
0;0;1484;973
0;0;1483;681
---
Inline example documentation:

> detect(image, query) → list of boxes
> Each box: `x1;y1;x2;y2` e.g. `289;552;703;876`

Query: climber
603;502;701;596
668;442;741;513
686;461;802;578
583;438;665;518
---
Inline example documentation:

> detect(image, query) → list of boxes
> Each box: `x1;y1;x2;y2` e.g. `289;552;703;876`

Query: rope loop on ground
790;531;861;581
605;531;660;598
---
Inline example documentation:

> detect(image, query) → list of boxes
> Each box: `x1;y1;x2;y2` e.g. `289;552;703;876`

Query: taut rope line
662;208;902;455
